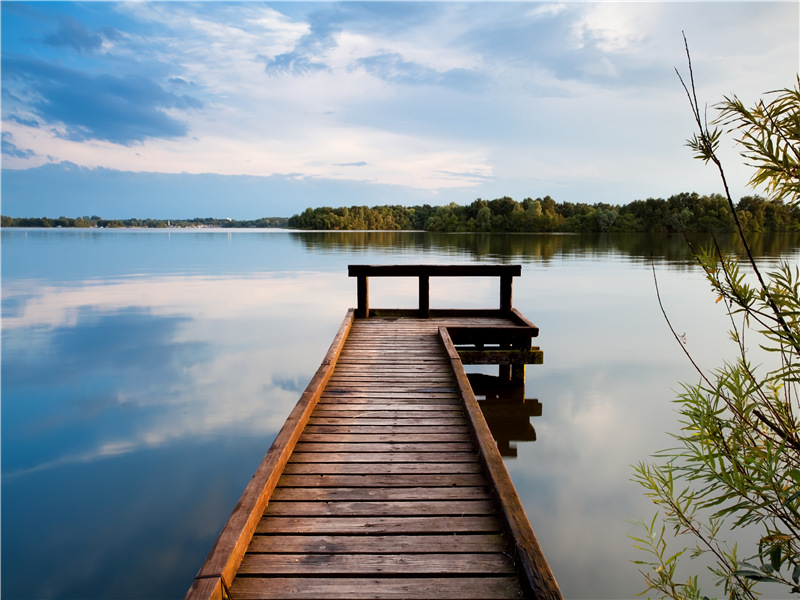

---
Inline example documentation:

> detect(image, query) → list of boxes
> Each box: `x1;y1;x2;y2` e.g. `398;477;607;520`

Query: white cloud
570;2;653;52
2;116;493;188
3;1;797;207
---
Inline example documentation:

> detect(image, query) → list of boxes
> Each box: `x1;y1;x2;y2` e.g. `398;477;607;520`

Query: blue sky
2;1;798;219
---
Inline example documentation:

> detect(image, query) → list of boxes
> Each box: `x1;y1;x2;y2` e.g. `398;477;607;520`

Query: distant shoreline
5;192;800;234
0;216;289;229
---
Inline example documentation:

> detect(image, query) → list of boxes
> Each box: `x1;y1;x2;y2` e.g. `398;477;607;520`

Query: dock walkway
185;266;561;600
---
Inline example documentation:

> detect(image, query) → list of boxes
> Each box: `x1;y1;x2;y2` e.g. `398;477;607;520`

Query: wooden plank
287;452;479;464
186;310;355;597
237;553;515;575
277;473;486;486
334;360;450;366
246;533;505;554
339;346;445;352
316;400;461;408
336;356;449;361
183;578;223;600
324;380;457;387
269;487;490;502
419;273;430;318
329;369;451;375
302;425;469;434
348;264;521;278
510;307;541;331
458;348;544;365
445;325;539;343
356;273;368;318
310;405;464;413
327;373;449;378
263;500;496;517
336;343;445;349
307;417;465;426
285;452;478;473
291;442;474;453
255;515;503;534
310;410;465;419
229;576;524;600
365;309;513;320
281;463;482;476
339;341;444;348
318;394;460;403
322;387;458;393
337;351;446;356
500;273;513;313
326;378;456;385
298;433;471;443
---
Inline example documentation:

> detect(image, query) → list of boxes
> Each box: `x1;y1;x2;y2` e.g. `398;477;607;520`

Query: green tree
632;42;800;599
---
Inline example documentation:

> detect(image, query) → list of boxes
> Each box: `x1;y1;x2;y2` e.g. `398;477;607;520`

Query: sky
1;1;798;219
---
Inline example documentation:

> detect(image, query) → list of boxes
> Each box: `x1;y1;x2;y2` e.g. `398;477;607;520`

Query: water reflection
2;266;354;599
292;230;800;266
3;229;799;600
469;372;541;457
2;273;352;479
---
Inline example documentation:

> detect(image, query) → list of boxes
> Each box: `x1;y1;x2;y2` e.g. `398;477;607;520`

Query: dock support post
500;274;513;314
356;276;369;318
419;275;430;318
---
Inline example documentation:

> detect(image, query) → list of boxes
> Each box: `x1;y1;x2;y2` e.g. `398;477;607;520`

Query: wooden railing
347;264;522;318
440;325;563;600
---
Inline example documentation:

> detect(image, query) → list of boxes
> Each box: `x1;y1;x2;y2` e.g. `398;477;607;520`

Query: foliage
6;195;800;233
284;193;800;233
631;39;800;599
718;77;800;205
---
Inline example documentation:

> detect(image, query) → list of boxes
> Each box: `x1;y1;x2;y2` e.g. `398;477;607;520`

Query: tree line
4;192;800;233
0;215;289;228
287;192;800;233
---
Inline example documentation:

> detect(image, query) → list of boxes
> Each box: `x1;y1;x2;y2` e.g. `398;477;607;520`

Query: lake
3;228;799;599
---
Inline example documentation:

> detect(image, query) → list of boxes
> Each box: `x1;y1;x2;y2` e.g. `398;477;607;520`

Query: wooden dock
185;265;562;600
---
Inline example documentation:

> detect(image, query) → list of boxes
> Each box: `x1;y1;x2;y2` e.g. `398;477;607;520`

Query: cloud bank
1;2;797;217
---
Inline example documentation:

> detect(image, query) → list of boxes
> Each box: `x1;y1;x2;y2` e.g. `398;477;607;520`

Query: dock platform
185;265;561;600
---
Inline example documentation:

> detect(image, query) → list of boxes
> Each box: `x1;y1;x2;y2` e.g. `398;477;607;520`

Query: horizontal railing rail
348;264;521;318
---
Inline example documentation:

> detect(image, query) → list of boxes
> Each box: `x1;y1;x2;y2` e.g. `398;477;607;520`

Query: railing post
419;275;430;318
356;275;369;318
500;274;513;313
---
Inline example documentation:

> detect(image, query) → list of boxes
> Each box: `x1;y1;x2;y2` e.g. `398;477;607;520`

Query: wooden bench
348;265;542;382
348;264;521;318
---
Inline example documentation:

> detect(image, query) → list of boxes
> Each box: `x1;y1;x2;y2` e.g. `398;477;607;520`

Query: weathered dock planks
185;266;561;600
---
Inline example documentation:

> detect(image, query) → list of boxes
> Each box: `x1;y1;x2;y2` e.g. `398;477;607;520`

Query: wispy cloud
3;56;200;144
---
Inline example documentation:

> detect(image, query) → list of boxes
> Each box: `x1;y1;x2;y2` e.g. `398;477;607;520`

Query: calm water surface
3;229;799;599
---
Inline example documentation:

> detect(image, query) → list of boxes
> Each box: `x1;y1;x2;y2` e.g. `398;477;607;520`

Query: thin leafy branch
632;37;800;600
676;34;798;357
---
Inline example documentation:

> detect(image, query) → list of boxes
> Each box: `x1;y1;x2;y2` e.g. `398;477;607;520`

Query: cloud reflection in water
2;272;352;478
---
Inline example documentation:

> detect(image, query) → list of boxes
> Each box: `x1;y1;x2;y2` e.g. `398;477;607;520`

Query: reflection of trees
468;373;541;458
290;231;800;266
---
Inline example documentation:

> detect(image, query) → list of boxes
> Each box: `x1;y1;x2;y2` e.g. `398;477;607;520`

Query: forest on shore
4;192;800;233
287;192;800;233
